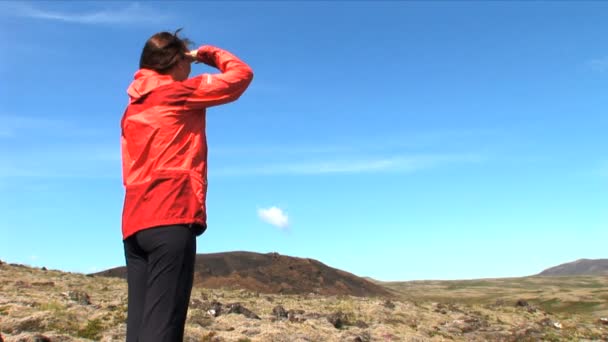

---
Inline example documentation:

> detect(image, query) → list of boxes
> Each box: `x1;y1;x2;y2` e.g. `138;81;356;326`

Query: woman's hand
186;49;198;63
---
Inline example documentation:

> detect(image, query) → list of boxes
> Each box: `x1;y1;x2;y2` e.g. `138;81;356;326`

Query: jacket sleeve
183;45;254;110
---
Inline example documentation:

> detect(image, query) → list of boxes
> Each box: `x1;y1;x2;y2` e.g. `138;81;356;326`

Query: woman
120;29;253;341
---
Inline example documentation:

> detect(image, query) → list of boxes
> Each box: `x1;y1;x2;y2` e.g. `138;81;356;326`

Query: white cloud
258;206;289;229
588;57;608;72
216;154;482;177
3;2;169;25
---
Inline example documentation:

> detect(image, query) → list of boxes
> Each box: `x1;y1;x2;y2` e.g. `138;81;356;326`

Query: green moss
77;319;104;340
47;318;79;335
535;298;602;314
201;331;218;342
37;301;65;312
0;305;9;315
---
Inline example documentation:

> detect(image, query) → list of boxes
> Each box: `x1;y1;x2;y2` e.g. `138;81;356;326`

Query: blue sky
0;1;605;281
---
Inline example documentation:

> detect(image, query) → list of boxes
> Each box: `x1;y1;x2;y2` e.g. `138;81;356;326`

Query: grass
536;299;603;314
382;275;608;319
36;301;65;312
201;331;218;342
47;313;81;335
77;319;104;340
0;305;9;315
2;262;608;341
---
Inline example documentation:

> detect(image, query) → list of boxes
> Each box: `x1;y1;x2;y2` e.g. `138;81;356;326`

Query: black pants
123;225;197;342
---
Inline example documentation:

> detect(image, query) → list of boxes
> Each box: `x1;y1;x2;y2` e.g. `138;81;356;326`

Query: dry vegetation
1;261;607;341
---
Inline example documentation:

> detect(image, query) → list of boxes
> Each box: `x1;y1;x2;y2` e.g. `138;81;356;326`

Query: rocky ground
1;261;607;341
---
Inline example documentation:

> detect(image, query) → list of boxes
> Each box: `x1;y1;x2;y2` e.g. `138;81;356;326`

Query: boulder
327;311;349;329
226;303;260;320
272;305;288;319
67;290;91;305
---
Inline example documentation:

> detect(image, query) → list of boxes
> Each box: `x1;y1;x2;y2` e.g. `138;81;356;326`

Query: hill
538;258;608;276
94;251;391;297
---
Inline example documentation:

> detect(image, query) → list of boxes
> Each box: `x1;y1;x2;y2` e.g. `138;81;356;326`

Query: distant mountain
94;251;391;297
538;259;608;276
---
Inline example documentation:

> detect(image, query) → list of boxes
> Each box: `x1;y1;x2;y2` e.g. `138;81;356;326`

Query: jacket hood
127;69;175;103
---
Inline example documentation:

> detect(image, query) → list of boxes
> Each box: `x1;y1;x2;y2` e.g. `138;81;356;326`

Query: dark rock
190;298;205;310
241;329;261;336
538;318;551;326
201;331;221;342
68;290;91;305
510;325;542;342
226;303;260;319
514;299;538;312
354;320;369;328
461;316;488;333
32;281;55;287
460;322;476;333
207;301;223;317
328;311;349;329
14;280;31;288
33;335;51;342
41;267;47;271
448;303;464;313
288;309;306;323
434;303;448;314
15;317;44;332
305;312;323;319
272;305;288;319
352;332;371;342
383;299;396;309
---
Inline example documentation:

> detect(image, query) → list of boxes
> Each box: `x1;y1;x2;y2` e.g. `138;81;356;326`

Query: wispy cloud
215;153;483;177
0;145;120;179
0;115;74;138
0;115;119;179
594;161;608;178
588;57;608;73
4;2;169;25
212;130;498;157
258;206;289;229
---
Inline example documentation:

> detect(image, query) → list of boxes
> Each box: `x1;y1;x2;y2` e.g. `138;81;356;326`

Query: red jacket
120;45;253;239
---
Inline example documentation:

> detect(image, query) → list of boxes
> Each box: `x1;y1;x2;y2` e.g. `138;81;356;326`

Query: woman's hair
139;29;193;73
